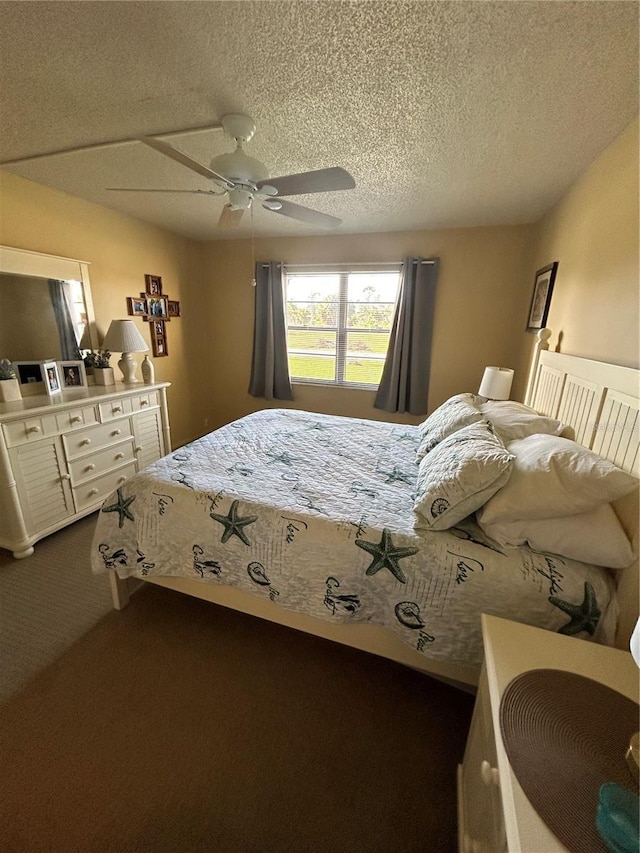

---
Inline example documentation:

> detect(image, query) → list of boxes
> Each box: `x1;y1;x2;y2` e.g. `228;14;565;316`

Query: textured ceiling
0;1;637;241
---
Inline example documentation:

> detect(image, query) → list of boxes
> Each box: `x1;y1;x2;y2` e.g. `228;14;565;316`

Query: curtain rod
260;260;436;268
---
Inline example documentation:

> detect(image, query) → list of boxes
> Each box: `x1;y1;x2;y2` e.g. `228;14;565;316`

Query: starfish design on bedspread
355;528;419;584
210;500;258;546
101;488;135;528
376;464;413;485
549;581;601;636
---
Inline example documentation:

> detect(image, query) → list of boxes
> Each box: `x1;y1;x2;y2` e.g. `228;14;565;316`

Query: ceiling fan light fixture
262;199;282;211
227;187;253;210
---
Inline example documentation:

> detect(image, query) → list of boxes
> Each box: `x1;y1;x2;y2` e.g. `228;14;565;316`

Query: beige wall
0;170;207;448
199;227;534;433
526;117;639;368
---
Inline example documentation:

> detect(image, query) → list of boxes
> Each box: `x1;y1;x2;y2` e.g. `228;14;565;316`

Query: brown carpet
0;584;473;853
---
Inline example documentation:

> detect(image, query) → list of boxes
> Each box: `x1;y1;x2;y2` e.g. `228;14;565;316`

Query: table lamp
478;366;514;401
102;319;149;384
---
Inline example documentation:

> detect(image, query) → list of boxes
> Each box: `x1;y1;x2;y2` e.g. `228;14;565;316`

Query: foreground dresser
0;382;170;558
458;615;638;852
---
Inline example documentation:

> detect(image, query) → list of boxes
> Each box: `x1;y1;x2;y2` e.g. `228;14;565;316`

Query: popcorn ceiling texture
0;1;637;240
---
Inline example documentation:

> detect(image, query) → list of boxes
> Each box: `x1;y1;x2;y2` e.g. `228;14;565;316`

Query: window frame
284;264;400;390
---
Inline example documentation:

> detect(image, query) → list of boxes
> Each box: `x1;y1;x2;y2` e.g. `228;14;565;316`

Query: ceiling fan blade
257;167;355;197
0;122;223;167
139;136;233;186
106;187;223;195
218;205;245;230
266;199;341;229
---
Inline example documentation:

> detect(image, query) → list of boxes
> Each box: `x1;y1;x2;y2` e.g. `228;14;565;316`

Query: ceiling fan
106;113;356;230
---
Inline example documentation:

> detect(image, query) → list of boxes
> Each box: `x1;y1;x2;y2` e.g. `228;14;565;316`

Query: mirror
0;245;98;367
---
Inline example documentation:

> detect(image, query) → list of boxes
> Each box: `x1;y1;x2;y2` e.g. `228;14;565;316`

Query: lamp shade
631;617;640;669
102;320;148;354
478;366;514;400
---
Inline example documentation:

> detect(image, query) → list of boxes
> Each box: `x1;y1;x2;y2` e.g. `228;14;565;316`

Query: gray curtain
374;257;439;415
48;279;78;360
248;261;293;401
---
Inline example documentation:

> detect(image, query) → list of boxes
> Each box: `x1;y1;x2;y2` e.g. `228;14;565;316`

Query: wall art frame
527;262;558;332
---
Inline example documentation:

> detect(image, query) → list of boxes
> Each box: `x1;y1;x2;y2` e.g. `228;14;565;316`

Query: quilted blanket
91;408;617;670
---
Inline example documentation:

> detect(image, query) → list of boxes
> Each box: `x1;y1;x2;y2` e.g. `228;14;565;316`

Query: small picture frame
13;361;44;387
42;361;62;396
150;319;168;357
127;296;148;316
167;300;181;318
526;262;558;332
146;296;168;319
144;275;163;296
58;360;87;388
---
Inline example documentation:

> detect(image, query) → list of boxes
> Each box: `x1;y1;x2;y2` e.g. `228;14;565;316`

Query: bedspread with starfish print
91;408;618;670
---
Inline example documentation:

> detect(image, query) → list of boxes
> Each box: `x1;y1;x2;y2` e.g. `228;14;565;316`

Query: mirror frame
0;244;99;352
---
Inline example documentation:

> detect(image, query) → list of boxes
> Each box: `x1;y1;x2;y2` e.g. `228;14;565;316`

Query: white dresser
458;615;638;853
0;382;171;558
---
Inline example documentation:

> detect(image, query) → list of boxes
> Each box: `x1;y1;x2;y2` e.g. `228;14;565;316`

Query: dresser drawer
72;461;138;512
131;390;159;412
63;419;134;459
3;414;58;447
99;398;133;421
68;439;136;484
56;405;98;432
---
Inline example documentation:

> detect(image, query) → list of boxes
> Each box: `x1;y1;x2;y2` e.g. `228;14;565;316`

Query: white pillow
477;434;638;525
416;393;484;462
479;399;569;443
477;503;635;569
414;421;514;530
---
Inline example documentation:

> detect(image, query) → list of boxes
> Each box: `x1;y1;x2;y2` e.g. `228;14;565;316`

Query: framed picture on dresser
58;360;87;388
42;361;62;396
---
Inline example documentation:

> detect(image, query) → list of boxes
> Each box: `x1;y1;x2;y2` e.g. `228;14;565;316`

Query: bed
91;332;640;689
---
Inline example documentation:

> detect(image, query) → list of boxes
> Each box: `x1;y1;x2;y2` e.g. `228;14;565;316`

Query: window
284;266;400;388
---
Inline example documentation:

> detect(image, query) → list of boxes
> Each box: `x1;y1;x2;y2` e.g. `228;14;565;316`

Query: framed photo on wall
58;360;87;388
526;262;558;332
127;296;148;317
144;274;163;295
42;361;62;396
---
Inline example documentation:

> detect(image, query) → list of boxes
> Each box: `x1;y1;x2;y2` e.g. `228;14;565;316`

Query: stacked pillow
414;394;637;568
415;393;484;462
476;433;637;568
478;399;570;442
414;420;514;530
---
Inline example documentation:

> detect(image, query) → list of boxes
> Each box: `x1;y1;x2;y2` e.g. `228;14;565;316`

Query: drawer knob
71;416;82;423
60;473;71;481
81;438;91;446
89;488;99;496
111;429;121;437
27;425;41;434
141;399;148;406
115;452;124;460
135;445;143;453
117;476;127;483
85;464;96;472
113;406;122;413
480;760;500;787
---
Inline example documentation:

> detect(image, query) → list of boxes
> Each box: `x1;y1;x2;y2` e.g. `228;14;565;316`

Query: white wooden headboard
524;329;639;648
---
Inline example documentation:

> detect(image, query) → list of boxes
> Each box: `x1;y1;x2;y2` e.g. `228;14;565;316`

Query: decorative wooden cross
126;275;181;358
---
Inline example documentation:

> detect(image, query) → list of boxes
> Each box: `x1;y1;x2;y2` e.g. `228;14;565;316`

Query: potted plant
0;359;21;402
90;350;115;386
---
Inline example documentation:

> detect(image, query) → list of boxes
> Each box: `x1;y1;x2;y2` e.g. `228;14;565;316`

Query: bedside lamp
478;366;514;401
102;319;149;384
